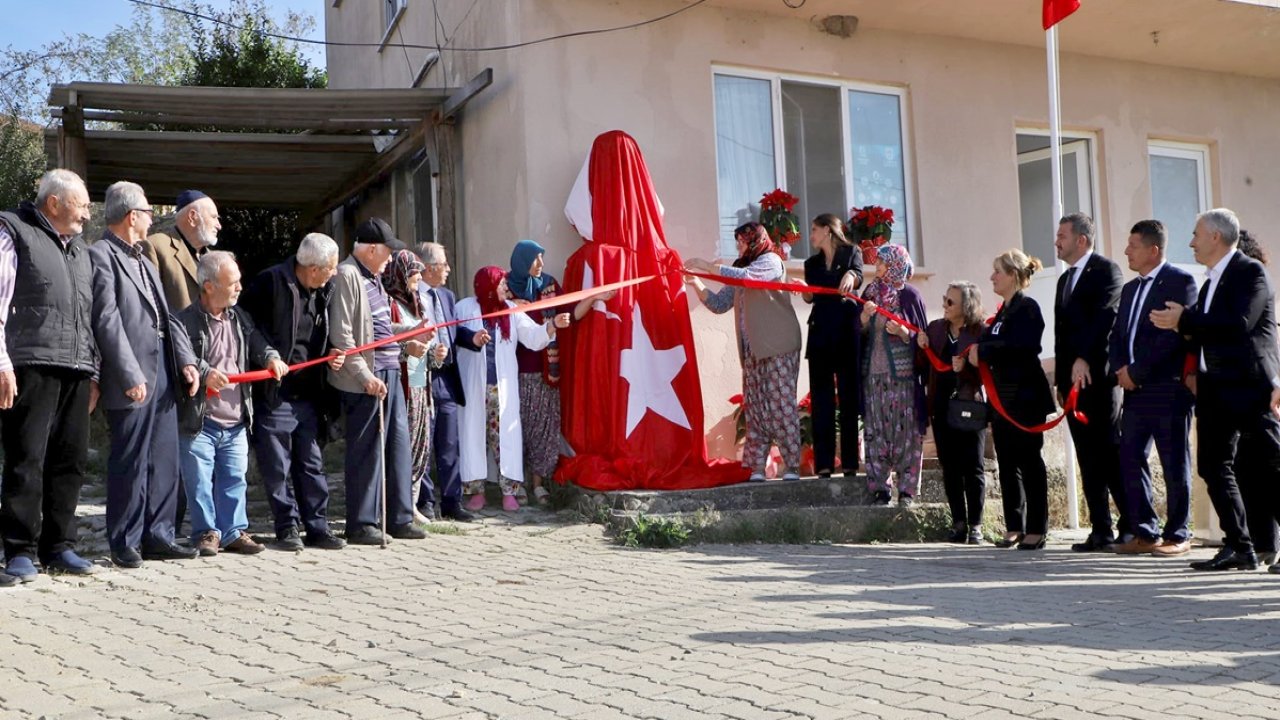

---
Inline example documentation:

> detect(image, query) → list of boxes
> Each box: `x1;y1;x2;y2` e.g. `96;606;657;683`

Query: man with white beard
144;190;223;313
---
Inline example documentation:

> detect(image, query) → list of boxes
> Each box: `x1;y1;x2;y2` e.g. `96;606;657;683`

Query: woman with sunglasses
919;282;988;543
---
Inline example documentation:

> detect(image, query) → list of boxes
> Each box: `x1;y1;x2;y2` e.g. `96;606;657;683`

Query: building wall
328;0;1280;460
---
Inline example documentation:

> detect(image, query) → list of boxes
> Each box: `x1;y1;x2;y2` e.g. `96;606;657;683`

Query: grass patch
617;513;690;549
424;523;469;535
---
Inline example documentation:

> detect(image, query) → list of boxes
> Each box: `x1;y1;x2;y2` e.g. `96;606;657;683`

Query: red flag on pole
1043;0;1080;30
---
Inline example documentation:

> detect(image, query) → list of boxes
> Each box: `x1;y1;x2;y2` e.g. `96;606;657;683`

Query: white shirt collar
1071;250;1093;272
1208;249;1237;280
1138;261;1165;281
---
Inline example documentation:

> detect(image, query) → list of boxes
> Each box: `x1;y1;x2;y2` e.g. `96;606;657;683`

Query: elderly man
329;219;429;544
242;233;348;551
90;181;201;569
1153;208;1280;572
144;190;221;312
417;242;488;522
0;169;97;584
176;251;288;556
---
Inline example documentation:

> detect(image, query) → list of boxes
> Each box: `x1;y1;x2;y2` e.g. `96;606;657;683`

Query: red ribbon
685;269;1086;433
214;274;656;391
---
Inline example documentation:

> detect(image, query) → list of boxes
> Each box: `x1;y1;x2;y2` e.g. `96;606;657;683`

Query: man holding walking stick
328;219;430;545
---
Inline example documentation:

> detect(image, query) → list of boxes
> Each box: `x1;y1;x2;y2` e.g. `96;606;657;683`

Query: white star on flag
619;305;691;438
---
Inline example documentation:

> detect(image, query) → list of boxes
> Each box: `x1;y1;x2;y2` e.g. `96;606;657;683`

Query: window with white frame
713;69;913;260
1148;141;1210;266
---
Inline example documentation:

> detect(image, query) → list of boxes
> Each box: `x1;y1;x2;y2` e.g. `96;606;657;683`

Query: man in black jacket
1054;213;1128;551
1153;208;1280;572
0;169;97;584
241;234;348;551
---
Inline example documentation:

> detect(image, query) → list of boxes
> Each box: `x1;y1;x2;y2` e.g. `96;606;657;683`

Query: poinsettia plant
848;205;895;260
729;392;843;476
759;188;801;258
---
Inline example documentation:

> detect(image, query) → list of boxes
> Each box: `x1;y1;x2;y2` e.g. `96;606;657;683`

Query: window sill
378;4;407;53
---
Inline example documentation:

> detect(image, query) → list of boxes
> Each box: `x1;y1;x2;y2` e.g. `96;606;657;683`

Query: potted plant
758;188;801;260
848;205;895;264
730;392;843;477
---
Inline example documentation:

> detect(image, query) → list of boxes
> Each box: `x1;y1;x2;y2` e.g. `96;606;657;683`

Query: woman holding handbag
918;281;988;544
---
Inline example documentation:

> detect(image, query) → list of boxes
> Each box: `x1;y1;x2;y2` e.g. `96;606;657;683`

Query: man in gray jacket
328;218;430;545
90;181;202;569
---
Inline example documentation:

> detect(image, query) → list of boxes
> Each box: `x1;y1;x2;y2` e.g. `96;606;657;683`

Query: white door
1016;140;1094;360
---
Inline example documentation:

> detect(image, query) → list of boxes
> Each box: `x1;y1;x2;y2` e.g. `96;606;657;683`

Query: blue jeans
180;420;250;546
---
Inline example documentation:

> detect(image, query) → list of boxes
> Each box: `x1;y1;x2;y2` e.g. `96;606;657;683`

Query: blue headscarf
508;239;554;301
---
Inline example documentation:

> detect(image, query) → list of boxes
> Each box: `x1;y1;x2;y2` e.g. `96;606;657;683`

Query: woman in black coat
967;249;1056;550
801;214;863;477
918;281;987;544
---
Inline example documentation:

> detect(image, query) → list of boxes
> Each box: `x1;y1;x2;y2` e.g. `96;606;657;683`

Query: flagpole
1047;23;1080;531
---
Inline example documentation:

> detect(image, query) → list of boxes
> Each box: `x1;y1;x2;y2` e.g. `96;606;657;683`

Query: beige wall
328;0;1280;460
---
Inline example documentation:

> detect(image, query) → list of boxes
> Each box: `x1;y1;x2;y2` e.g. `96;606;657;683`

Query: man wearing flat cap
145;190;222;313
328;218;430;545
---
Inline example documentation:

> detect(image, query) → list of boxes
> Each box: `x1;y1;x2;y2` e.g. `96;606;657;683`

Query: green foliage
618;513;690;549
183;2;326;91
0;117;45;210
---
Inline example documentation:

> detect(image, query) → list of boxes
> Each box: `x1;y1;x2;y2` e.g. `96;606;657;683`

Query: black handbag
946;389;989;432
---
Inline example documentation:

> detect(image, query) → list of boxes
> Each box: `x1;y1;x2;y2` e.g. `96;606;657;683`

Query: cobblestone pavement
3;497;1280;719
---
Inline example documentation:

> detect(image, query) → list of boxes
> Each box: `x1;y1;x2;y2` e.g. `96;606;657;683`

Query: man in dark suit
1053;212;1128;551
417;242;488;522
90;181;202;569
1108;221;1198;556
1153;207;1280;571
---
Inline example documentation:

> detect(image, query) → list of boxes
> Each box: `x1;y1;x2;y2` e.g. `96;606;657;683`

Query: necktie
1061;267;1078;307
1127;277;1151;364
430;289;451;355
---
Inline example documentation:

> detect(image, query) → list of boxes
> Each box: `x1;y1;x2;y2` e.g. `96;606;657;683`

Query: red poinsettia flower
760;189;800;212
797;393;812;412
729;394;744;405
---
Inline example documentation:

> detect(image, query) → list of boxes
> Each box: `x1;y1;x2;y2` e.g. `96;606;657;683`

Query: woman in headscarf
455;267;571;512
508;239;564;505
686;222;803;482
859;243;928;506
382;249;443;525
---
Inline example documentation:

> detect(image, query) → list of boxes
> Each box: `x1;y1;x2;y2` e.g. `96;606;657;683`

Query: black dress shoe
1190;547;1259;571
440;506;475;523
993;534;1024;549
112;547;144;569
1071;535;1115;553
389;522;427;540
272;526;304;552
304;531;346;550
346;525;388;545
1017;535;1047;551
141;542;198;561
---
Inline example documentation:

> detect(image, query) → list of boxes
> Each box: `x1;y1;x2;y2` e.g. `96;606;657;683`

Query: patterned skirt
863;372;924;496
407;386;433;508
742;351;802;474
519;372;562;479
463;385;525;499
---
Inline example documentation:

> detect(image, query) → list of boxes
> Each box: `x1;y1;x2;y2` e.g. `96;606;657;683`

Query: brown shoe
196;531;221;557
1151;539;1192;557
224;533;265;555
1112;537;1161;555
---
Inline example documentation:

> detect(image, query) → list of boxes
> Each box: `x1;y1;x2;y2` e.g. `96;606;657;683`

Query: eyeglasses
131;207;154;216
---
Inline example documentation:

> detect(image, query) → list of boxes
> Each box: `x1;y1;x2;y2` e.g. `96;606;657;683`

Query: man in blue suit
1110;221;1197;556
417;242;489;522
90;181;202;568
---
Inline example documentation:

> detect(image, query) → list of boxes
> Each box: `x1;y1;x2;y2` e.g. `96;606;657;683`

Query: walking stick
377;396;388;550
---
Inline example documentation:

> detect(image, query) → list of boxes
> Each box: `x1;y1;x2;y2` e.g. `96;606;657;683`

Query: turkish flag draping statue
555;130;748;490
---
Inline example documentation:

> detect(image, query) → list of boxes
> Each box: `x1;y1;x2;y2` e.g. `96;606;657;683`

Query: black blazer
978;291;1056;427
425;285;480;406
1054;252;1122;394
1179;251;1280;403
1108;263;1197;388
803;244;862;357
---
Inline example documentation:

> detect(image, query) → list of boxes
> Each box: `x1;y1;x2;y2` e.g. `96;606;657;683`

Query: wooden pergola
44;72;491;236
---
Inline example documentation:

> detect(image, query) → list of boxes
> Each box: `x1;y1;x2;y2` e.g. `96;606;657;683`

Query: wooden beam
60;108;421;132
301;121;431;228
440;68;493;121
48;82;456;117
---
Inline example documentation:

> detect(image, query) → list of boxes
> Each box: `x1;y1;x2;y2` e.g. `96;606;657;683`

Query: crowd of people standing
1;167;1278;585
